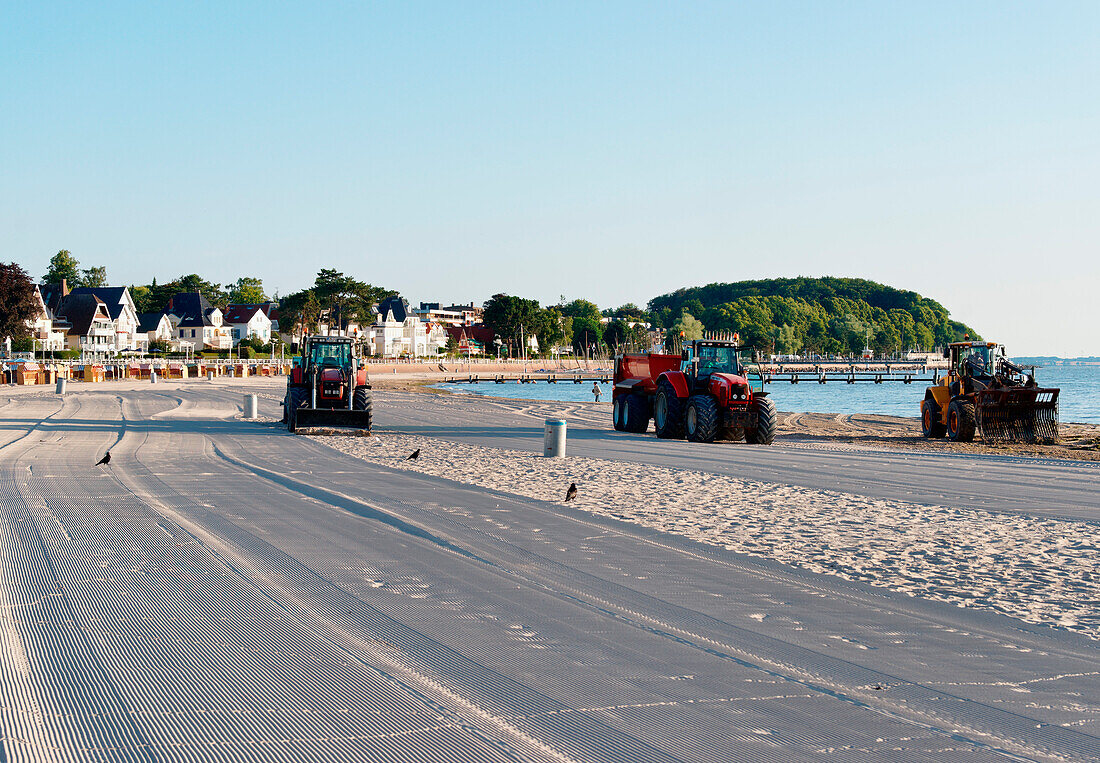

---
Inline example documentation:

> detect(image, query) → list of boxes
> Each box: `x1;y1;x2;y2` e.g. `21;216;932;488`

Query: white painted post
207;370;214;381
543;419;567;458
244;394;258;419
150;370;157;384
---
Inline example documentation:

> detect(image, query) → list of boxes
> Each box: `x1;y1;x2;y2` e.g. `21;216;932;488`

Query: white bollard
55;378;67;394
150;371;157;384
207;370;214;381
244;394;258;419
543;419;567;458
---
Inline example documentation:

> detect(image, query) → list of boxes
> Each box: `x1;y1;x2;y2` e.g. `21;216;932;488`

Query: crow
564;482;577;502
407;448;421;461
95;451;111;466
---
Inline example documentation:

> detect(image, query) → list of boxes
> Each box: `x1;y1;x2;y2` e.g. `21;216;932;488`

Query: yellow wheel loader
920;342;1059;444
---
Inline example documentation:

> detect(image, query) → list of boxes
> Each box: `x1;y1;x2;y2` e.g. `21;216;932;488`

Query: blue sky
3;2;1098;355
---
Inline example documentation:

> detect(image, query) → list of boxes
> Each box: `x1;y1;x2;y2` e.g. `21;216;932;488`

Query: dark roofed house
165;292;231;350
377;296;409;324
56;294;115;354
444;325;495;355
67;286;140;351
137;313;174;345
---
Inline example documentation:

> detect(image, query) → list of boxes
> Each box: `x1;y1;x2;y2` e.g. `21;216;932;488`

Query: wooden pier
442;363;944;386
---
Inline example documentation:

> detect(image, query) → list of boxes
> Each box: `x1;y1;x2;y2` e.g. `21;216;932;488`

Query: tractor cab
683;341;760;393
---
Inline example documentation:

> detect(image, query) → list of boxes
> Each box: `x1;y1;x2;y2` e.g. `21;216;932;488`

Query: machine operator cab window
696;344;742;376
955;344;1002;378
309;341;352;368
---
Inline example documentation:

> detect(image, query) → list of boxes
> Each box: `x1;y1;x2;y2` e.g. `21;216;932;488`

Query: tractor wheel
623;393;650;433
287;387;307;432
718;426;744;442
921;398;947;438
353;386;373;431
685;395;720;443
612;396;626;431
653;378;685;439
947;399;976;442
745;396;778;444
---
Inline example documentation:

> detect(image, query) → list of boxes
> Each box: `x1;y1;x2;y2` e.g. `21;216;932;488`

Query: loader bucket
975;388;1059;444
290;407;373;434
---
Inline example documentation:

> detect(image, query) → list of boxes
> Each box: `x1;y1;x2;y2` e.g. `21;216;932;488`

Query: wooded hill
647;277;979;355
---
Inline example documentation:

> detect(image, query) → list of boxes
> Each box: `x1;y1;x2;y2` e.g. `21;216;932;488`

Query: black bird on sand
407;448;421;461
95;451;111;466
564;482;577;502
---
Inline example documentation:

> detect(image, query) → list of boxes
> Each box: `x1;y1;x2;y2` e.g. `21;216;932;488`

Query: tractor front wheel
921;399;947;438
623;393;650;433
353;386;373;431
746;396;778;444
653;379;685;439
947;399;976;442
685;395;720;443
286;387;307;432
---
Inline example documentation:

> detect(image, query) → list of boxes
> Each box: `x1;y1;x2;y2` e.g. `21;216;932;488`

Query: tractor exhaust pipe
348;358;356;410
310;367;317;410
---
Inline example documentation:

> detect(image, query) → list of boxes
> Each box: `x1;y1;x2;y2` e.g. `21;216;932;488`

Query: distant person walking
592;382;601;402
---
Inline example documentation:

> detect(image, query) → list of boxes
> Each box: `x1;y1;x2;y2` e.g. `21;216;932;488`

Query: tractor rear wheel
612;396;626;431
947;399;976;442
623;393;650;433
746;396;778;444
287;387;307;432
653;378;685;439
686;395;719;443
921;398;947;438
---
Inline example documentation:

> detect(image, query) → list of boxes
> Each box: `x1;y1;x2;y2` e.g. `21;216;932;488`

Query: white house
56;294;115;355
372;296;447;357
68;286;141;351
30;285;67;351
223;304;273;345
137;312;174;345
165;292;231;350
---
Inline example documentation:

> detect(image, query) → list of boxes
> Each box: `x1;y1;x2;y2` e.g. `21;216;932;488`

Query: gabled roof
67;286;131;320
137;312;169;333
223;304;269;324
378;296;409;323
444;325;495;345
39;282;69;317
166;292;219;327
57;294;111;337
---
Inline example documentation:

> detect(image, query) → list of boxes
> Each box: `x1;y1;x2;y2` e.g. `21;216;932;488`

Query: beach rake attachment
975;387;1059;444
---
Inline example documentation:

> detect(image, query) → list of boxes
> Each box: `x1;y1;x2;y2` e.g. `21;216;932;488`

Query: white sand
314;429;1099;640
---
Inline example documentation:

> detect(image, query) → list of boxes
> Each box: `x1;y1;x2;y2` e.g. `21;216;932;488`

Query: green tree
483;294;543;356
44;250;80;285
0;263;39;341
79;266;108;288
228;277;268;305
571;317;602;355
536;307;566;354
312;269;395;330
278;289;323;336
558;298;602;324
775;323;803;355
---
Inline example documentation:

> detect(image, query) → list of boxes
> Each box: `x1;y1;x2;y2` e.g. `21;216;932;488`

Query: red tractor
283;335;372;433
612;340;778;444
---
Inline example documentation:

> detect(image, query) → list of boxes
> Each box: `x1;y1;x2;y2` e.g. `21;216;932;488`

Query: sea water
433;364;1100;424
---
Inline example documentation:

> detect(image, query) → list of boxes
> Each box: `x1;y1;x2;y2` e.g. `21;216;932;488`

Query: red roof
223;305;267;324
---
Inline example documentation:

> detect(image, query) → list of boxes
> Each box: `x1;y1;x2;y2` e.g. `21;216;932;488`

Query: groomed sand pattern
321;430;1099;640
